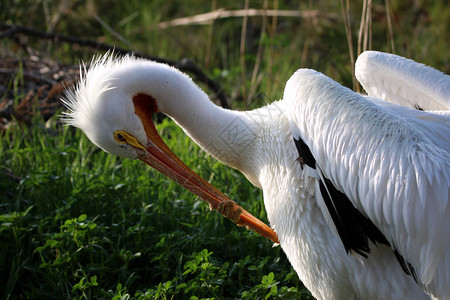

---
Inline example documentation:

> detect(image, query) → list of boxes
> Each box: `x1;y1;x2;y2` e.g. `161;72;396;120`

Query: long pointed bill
132;94;279;244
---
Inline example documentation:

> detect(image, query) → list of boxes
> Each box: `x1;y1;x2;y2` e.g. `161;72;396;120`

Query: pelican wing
284;69;450;288
355;51;450;110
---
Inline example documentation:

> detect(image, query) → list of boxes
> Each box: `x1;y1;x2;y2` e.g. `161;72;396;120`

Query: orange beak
132;94;279;244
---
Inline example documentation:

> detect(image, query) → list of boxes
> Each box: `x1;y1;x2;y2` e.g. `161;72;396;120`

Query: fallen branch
0;68;57;86
0;23;229;108
156;8;336;29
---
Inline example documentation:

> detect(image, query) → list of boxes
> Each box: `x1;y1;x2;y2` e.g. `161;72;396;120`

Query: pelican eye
114;131;127;143
113;130;146;151
117;133;125;142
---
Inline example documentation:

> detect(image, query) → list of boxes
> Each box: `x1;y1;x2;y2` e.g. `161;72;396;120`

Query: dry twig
155;8;335;29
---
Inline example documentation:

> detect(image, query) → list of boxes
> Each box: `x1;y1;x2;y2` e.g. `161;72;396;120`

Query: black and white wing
284;68;450;298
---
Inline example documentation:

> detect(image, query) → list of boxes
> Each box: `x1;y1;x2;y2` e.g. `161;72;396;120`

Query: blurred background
1;0;449;113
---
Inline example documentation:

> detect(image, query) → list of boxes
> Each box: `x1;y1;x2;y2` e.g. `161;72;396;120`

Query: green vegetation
1;0;448;299
0;116;309;299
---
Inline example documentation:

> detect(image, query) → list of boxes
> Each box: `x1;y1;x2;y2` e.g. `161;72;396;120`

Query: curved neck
115;60;252;170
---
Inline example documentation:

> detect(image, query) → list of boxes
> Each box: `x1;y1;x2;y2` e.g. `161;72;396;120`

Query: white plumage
355;51;450;110
63;51;450;300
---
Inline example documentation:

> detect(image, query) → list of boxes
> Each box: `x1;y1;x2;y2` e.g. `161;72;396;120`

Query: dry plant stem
300;37;310;67
249;0;268;102
340;0;357;91
93;13;133;49
43;0;74;32
370;13;373;50
240;0;249;106
357;0;367;56
385;0;396;53
300;1;312;67
363;4;369;51
367;0;372;50
0;68;57;86
362;0;373;53
266;0;278;97
205;0;217;68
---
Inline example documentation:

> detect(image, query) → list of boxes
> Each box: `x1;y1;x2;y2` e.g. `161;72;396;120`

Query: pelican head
62;54;278;243
62;55;150;159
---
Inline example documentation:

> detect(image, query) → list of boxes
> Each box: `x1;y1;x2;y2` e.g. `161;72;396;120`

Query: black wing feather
293;137;395;250
293;136;416;277
318;176;389;257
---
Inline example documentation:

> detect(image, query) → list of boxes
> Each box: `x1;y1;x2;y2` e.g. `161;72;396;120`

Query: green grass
0;115;311;299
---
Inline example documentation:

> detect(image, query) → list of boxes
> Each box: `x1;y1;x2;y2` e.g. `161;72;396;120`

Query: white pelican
62;51;450;300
